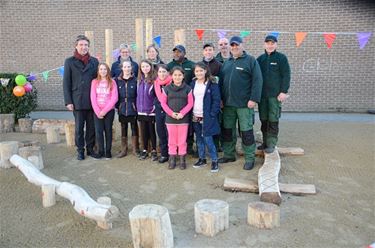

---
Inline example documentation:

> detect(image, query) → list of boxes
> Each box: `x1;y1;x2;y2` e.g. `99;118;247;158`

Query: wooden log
32;119;73;134
174;29;185;46
46;127;61;144
18;140;40;148
256;147;304;156
0;113;15;133
97;196;112;230
258;150;282;205
135;18;144;62
10;155;118;223
145;18;153;47
194;199;229;237
18;118;33;133
278;183;316;195
18;146;44;170
0;141;19;169
247;201;280;229
42;184;56;207
223;177;259;193
129;204;173;248
105;29;113;66
64;122;75;147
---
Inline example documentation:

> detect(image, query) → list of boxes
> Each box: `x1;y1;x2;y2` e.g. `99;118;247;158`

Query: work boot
218;157;236;164
116;137;128;158
179;155;187;170
243;161;255;170
132;136;141;157
257;143;267;150
264;147;275;154
168;155;176;169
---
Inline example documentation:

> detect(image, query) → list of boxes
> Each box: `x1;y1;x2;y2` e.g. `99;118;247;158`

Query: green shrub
0;73;38;120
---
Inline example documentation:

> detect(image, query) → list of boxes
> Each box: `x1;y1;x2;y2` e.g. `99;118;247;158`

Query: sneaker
211;161;219;172
193;159;207;168
140;150;148;160
151;151;158;161
105;152;112;160
91;152;103;160
243;161;255;170
218;157;236;164
158;156;169;163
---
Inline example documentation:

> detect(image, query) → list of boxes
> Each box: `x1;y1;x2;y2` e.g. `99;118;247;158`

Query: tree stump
42;184;56;207
97;196;112;230
247;201;280;229
18;146;44;170
194;199;229;237
46;127;61;144
64;123;75;147
0;141;19;168
18;118;33;133
129;204;173;248
0;113;15;133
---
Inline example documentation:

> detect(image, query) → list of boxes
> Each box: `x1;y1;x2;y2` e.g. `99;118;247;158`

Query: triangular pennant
356;32;372;49
112;48;120;59
295;32;308;47
27;73;37;81
42;71;49;82
58;66;64;77
131;43;137;51
323;33;336;48
269;31;280;39
195;29;205;41
153;35;161;47
240;30;251;38
217;30;226;39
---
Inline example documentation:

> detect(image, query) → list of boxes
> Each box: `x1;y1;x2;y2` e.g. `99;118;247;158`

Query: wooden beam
84;31;95;56
105;29;113;66
145;18;153;47
174;29;185;46
135;18;144;62
278;183;316;195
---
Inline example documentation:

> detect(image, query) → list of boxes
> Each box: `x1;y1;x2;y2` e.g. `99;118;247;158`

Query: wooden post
194;199;229;237
18;146;44;170
105;29;113;66
46;127;61;144
258;150;282;205
18;118;33;133
85;31;95;56
97;196;112;230
129;204;173;248
64;122;75;147
174;29;186;46
0;141;19;168
247;202;280;229
145;18;153;47
42;184;56;207
0;113;15;133
135;18;144;63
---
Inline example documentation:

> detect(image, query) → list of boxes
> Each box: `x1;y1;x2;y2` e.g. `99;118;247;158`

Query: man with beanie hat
256;35;291;153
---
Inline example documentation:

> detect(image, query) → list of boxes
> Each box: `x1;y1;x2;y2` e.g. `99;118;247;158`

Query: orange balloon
13;86;26;97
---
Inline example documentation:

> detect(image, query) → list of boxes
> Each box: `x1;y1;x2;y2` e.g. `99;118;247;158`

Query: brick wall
1;0;374;112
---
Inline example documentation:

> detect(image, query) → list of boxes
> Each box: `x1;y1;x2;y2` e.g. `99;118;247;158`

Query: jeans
93;109;115;155
193;122;218;161
155;104;169;157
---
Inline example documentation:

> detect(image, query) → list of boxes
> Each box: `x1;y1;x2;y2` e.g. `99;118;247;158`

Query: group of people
63;33;290;173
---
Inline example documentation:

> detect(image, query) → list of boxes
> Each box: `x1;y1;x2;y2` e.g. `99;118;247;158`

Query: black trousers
73;109;95;153
93;109;115;155
138;115;156;151
119;115;138;137
155;104;168;157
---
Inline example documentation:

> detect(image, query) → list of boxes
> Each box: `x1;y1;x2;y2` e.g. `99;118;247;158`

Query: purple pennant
112;48;120;59
357;32;372;49
217;30;227;39
26;73;37;81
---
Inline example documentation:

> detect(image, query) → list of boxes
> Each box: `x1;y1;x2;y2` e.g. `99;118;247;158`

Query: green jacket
219;51;263;108
167;58;195;85
256;50;291;98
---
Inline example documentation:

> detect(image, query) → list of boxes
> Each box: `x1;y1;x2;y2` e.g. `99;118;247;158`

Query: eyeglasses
219;43;228;46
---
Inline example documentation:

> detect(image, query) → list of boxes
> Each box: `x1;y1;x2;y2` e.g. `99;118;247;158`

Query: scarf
154;75;172;101
74;50;90;65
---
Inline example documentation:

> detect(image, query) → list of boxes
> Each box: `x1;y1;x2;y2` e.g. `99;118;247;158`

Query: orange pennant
195;29;205;41
295;32;307;47
323;33;336;49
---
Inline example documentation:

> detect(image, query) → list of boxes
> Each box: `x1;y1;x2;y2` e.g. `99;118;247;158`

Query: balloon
15;75;27;86
24;82;33;92
13;86;26;97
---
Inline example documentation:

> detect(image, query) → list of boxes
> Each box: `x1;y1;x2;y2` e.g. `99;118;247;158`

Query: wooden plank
174;29;185;46
84;31;95;56
223;177;259;193
105;29;113;66
256;147;304;156
279;183;316;195
135;18;144;62
145;18;153;47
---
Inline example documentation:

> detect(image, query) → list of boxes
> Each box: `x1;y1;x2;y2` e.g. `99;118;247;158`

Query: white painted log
258;150;282;205
18;118;33;133
19;146;44;170
64;123;75;147
194;199;229;237
46;126;61;144
97;196;112;230
129;204;173;248
10;155;118;222
256;147;304;156
248;201;280;229
0;141;19;169
42;184;56;207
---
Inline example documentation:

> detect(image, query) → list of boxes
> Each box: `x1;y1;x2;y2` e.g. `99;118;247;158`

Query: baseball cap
172;45;186;53
265;35;278;42
229;36;243;45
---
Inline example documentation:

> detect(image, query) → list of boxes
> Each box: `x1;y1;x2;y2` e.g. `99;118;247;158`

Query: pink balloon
24;82;33;92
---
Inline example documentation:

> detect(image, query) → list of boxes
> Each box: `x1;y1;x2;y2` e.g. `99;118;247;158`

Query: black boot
179;155;187;170
77;150;85;160
211;161;219;172
168;155;176;169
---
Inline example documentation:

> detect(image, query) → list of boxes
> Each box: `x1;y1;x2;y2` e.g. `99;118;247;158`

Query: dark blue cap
265;35;278;42
172;45;186;53
229;36;243;45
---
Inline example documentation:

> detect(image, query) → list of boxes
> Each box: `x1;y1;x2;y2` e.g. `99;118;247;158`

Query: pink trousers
166;124;189;155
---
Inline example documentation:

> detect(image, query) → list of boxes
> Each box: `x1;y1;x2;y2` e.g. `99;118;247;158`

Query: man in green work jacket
256;35;291;153
218;36;263;170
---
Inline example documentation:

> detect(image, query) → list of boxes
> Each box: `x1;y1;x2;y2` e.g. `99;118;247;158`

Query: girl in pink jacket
90;63;118;159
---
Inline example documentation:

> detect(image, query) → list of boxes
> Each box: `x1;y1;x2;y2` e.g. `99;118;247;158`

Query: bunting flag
58;66;64;77
42;71;49;82
240;30;251;38
357;32;372;49
323;33;336;48
131;43;137;51
217;29;226;39
195;29;205;41
112;48;120;59
153;35;161;47
269;31;280;38
295;32;308;47
27;74;37;81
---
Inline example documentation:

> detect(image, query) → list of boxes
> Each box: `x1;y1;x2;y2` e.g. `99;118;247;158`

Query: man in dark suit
63;35;99;160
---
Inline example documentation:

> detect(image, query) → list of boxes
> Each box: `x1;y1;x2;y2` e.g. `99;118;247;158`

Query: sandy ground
0;116;374;248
